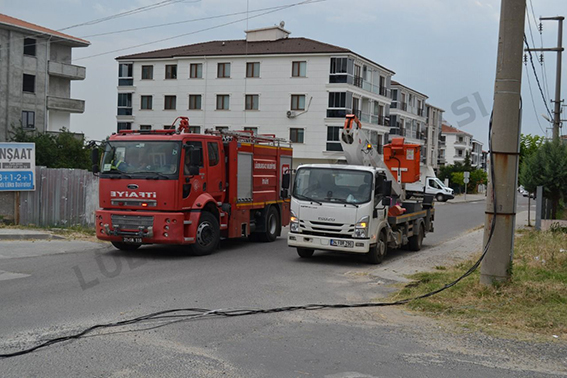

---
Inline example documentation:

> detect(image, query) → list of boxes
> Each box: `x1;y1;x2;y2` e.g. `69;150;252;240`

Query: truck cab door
205;141;225;203
182;141;203;207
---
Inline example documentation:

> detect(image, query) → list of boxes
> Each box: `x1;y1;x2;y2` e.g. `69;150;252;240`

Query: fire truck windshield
293;168;373;204
101;141;181;177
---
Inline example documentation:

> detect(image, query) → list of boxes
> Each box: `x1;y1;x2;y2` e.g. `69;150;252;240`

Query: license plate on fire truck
330;239;354;248
123;237;142;244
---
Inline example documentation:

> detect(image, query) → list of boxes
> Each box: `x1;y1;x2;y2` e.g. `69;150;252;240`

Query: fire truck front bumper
95;210;198;245
287;233;371;253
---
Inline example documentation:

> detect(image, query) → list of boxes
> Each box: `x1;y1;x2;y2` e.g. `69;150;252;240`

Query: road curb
0;233;65;241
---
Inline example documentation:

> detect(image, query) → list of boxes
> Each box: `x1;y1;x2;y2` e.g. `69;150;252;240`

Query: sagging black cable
0;113;500;360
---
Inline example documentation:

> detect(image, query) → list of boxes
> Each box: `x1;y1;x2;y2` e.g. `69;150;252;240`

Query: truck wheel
408;223;424;251
366;231;387;264
435;193;444;202
111;242;141;251
297;248;314;258
259;206;281;242
191;212;219;256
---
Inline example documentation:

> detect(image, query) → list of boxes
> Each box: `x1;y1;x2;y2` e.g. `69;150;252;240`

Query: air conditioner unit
286;111;296;118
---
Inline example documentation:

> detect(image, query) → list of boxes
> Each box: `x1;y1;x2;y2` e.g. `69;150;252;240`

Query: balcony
47;96;85;113
326;109;349;118
393;102;408;111
118;78;134;86
353;76;363;88
454;140;467;146
417;108;424;117
48;61;86;80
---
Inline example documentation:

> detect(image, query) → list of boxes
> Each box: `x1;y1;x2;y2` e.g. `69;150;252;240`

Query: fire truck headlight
354;216;369;238
290;211;299;233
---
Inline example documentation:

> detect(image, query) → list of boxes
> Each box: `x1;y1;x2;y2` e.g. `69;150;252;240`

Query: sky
1;0;565;146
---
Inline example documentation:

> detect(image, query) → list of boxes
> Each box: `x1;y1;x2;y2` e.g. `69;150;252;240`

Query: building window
290;128;304;143
22;74;35;93
328;92;346;108
164;95;177;110
458;150;463;157
164;125;175;130
216;95;229;110
244;127;257;135
23;38;36;56
117;93;133;115
189;95;202;110
21;111;35;129
246;62;260;78
141;95;153;110
245;95;259;110
292;61;306;77
189;126;201;134
291;95;306;111
140;125;152;131
118;63;133;86
141;65;153;80
165;64;177;79
326;126;343;151
217;63;230;78
216;126;229;131
117;122;132;131
190;63;202;78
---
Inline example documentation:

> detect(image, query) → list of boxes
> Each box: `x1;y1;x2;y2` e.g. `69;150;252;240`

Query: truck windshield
101;141;181;177
293;168;373;204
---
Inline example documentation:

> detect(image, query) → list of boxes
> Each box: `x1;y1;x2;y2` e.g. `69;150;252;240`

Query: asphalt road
1;197;564;377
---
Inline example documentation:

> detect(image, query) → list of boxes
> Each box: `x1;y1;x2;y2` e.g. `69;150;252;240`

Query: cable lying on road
0;115;499;360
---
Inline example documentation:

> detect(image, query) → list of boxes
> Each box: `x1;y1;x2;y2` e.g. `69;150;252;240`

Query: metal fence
18;167;99;227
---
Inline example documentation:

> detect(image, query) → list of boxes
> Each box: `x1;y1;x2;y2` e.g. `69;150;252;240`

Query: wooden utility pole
480;0;525;285
526;16;564;140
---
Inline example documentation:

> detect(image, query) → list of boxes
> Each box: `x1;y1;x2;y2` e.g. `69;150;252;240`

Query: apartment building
0;13;89;141
424;103;444;171
389;81;428;151
115;26;395;167
471;139;483;168
440;123;474;165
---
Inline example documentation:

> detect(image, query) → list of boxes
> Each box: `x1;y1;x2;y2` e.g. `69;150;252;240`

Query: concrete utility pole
480;0;525;285
526;16;564;140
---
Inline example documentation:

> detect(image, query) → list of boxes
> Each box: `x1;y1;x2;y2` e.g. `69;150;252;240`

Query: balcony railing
353;76;363;88
118;78;134;86
326;109;349;118
48;61;86;80
46;96;85;113
417;108;424;117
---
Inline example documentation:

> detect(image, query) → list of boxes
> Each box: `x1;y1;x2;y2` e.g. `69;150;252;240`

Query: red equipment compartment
383;137;421;183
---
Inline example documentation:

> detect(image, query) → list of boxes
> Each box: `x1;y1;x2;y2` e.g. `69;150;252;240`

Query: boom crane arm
340;114;404;198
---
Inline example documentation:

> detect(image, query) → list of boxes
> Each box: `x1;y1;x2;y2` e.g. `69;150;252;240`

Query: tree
519;133;545;169
9;127;94;170
520;140;567;219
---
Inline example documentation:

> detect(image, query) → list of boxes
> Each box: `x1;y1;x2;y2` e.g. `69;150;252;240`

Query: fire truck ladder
204;128;292;148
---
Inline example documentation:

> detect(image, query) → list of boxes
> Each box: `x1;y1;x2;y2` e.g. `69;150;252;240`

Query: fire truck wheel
408;223;424;251
192;212;219;255
259;206;281;242
297;248;314;258
111;242;141;251
366;231;387;264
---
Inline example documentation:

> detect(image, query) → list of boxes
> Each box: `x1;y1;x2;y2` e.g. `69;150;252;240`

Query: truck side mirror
91;149;99;174
382;180;392;197
282;173;291;189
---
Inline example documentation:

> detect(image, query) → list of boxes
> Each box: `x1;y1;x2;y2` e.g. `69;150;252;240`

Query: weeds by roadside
393;230;567;340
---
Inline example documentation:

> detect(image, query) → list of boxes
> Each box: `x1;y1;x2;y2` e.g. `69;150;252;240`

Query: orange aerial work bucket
383;137;421;183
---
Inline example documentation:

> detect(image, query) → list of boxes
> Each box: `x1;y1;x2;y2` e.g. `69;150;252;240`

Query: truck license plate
123;237;142;244
330;239;354;248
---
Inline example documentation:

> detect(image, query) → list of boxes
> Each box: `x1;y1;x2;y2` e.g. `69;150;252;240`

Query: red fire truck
92;117;292;254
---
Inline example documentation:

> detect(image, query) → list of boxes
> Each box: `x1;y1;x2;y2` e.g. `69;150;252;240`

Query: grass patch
0;223;96;238
392;230;567;339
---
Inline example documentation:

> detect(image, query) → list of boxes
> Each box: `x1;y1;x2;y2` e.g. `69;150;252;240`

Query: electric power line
523;35;553;119
528;0;552;103
80;4;301;38
523;59;547;134
74;0;325;62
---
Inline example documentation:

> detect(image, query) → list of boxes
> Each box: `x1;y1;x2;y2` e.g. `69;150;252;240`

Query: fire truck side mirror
91;149;100;174
282;173;291;189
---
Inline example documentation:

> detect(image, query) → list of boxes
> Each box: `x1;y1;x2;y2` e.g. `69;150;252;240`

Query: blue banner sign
0;143;35;191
